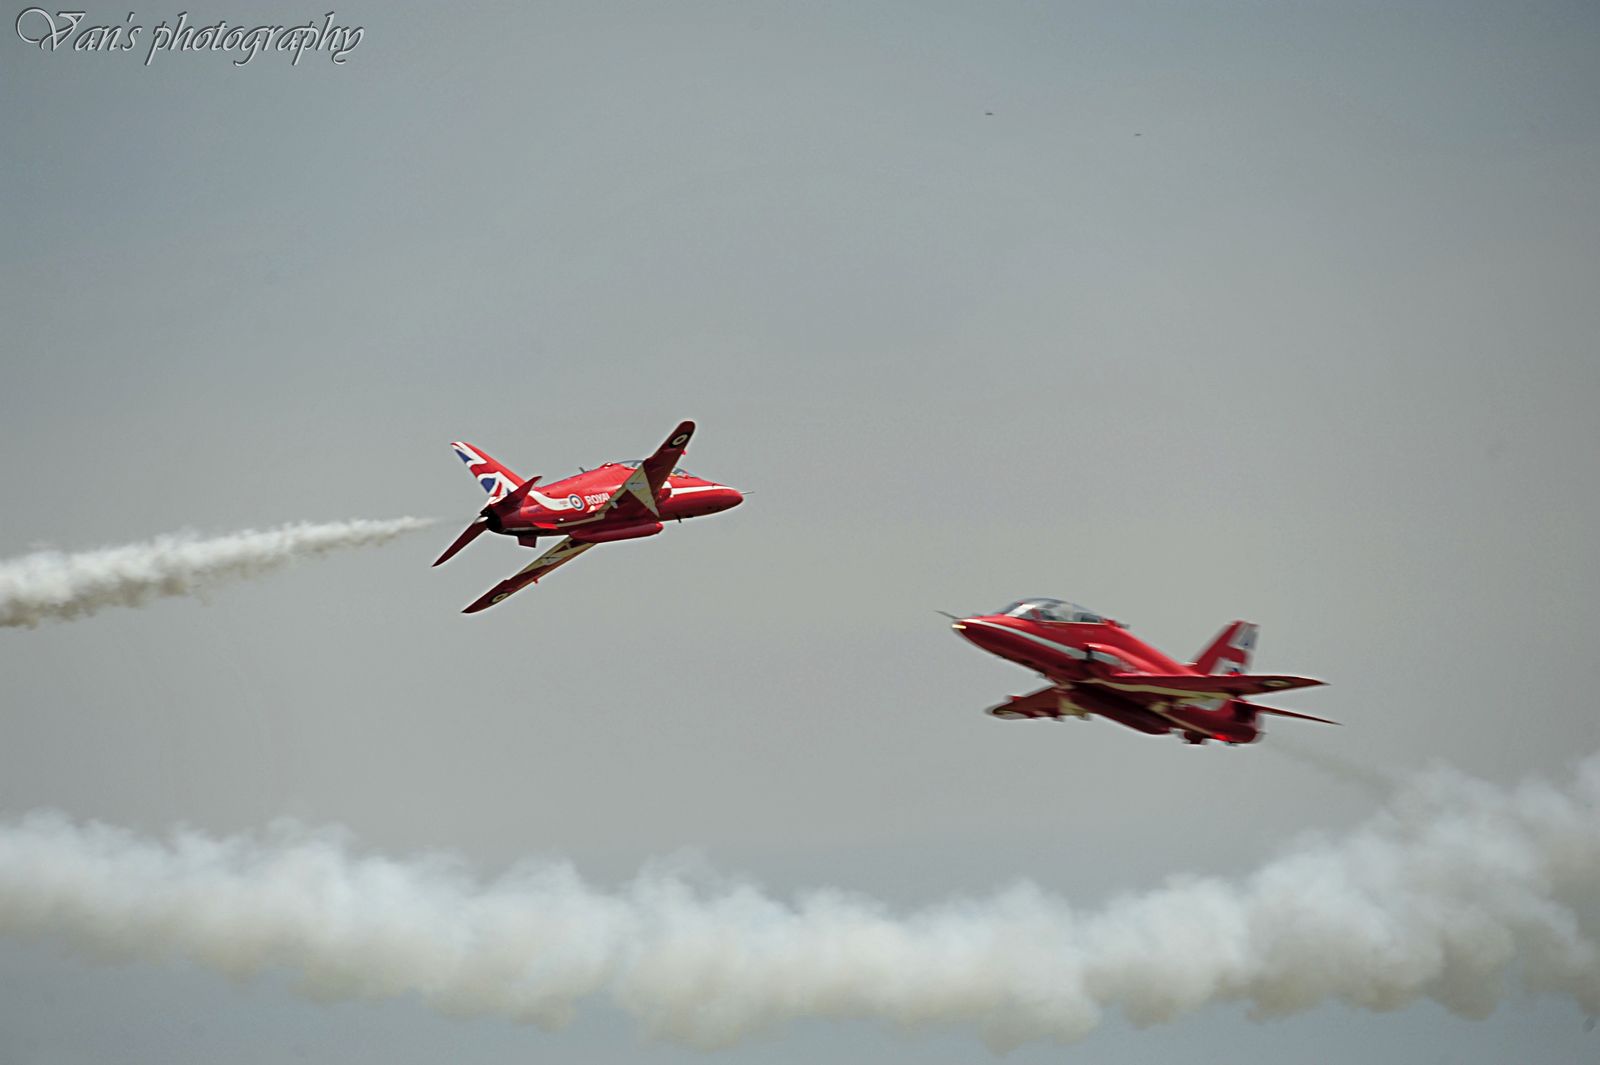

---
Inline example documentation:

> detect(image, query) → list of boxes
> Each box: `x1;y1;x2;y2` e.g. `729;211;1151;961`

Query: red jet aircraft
952;598;1334;744
434;420;742;612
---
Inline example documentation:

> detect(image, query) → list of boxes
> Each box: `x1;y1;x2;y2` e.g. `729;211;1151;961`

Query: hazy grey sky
3;2;1598;1061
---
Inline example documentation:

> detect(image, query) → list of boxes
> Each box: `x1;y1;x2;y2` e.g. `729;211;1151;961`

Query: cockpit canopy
999;598;1108;624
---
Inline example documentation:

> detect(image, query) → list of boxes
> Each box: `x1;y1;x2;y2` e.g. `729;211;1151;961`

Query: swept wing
462;537;595;613
1085;672;1325;699
600;420;695;521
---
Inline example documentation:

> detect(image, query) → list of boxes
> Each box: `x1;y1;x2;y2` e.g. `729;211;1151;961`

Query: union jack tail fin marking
449;442;525;505
1192;621;1258;676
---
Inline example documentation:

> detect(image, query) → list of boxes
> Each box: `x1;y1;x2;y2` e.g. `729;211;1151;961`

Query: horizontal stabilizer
1088;672;1325;699
432;517;489;567
1252;703;1341;726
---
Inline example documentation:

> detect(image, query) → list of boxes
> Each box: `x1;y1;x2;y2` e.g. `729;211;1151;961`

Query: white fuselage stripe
962;618;1088;660
1093;680;1233;699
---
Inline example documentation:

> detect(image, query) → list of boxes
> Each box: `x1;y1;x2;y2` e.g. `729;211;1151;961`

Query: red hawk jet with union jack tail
435;420;742;612
952;599;1334;744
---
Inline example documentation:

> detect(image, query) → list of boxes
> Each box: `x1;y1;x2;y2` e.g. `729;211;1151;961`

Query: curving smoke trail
0;518;433;628
0;756;1595;1049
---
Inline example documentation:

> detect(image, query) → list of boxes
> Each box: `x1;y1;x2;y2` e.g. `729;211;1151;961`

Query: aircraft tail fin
449;442;525;505
1192;620;1257;675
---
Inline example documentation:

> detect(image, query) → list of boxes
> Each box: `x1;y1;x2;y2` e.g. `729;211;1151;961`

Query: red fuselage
488;464;743;544
954;610;1262;744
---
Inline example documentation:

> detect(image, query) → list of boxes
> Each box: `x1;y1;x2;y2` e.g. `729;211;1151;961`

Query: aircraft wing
601;420;695;521
1084;672;1325;699
462;537;595;613
986;687;1065;720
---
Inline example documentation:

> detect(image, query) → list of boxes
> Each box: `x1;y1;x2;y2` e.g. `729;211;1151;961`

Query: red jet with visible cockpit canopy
433;420;742;613
952;598;1334;744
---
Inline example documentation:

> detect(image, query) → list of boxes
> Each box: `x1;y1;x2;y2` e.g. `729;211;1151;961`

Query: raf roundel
671;433;690;447
567;494;585;511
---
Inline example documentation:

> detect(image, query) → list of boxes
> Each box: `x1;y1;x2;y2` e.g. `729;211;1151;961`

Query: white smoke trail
1268;736;1399;797
0;518;433;628
0;756;1595;1048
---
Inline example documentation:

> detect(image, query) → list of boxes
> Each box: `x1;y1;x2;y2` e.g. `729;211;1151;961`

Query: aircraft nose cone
721;486;744;509
952;615;1011;654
